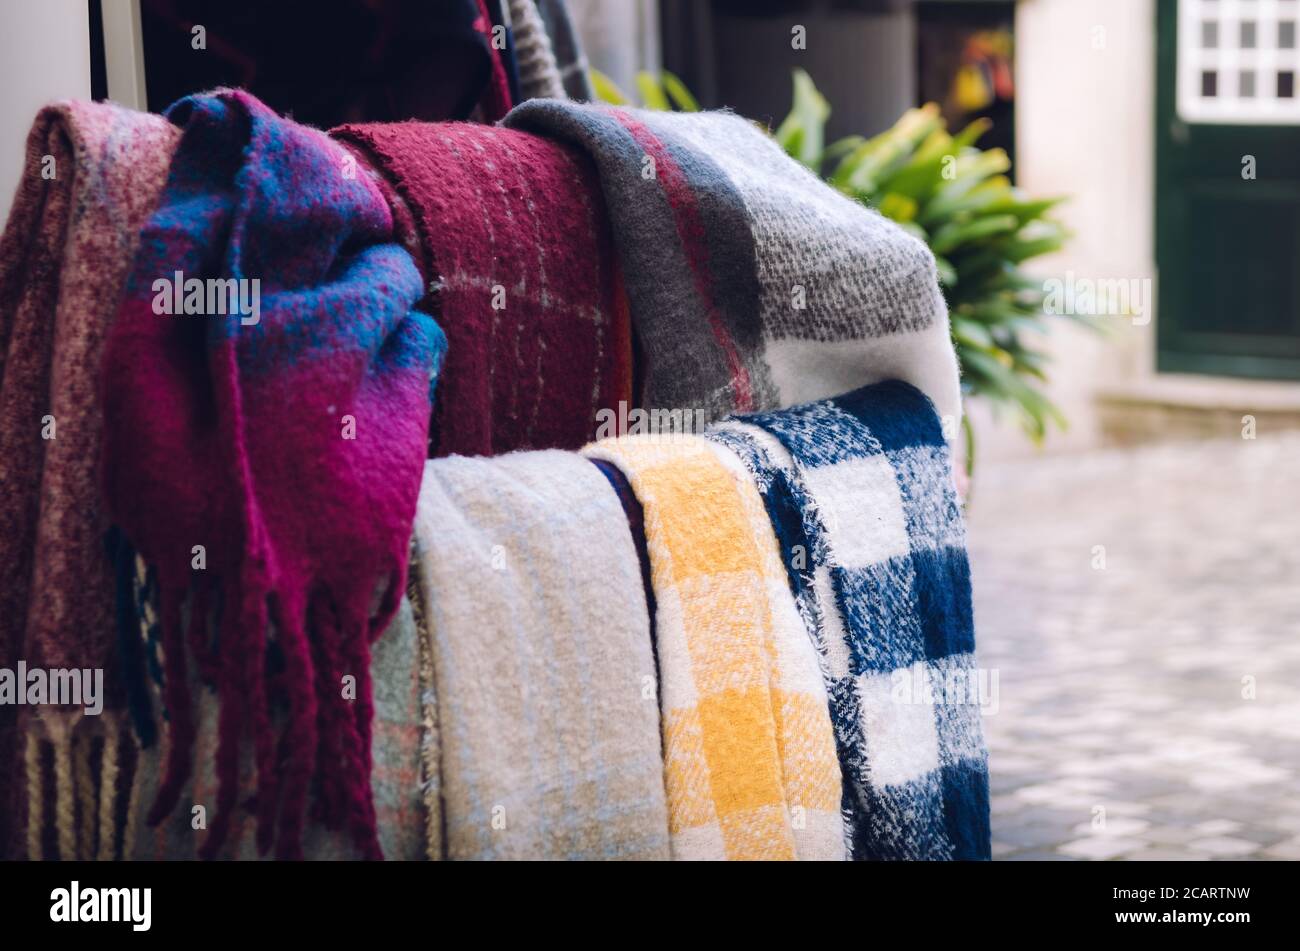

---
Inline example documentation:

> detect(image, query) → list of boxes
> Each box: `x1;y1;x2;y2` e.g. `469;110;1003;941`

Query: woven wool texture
535;0;594;100
101;89;445;861
129;597;424;860
530;0;592;100
504;101;961;426
583;435;844;860
490;0;523;106
0;101;179;861
589;458;655;627
708;381;991;860
475;0;515;120
508;0;568;100
412;450;670;860
332;120;632;456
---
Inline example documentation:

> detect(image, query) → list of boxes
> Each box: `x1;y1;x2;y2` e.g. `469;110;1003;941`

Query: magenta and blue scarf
100;89;445;860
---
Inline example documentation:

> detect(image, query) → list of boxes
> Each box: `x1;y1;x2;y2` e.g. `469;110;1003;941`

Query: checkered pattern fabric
584;435;844;860
708;381;990;860
503;101;961;427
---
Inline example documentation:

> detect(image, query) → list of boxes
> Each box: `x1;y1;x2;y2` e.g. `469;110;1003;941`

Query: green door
1156;0;1300;379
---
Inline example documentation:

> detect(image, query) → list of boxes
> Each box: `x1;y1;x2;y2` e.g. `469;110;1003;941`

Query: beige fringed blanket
411;450;671;859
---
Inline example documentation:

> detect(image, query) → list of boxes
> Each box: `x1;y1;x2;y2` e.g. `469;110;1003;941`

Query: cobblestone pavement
967;432;1300;860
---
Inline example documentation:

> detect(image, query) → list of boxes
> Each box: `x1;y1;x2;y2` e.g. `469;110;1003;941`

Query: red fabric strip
608;110;754;412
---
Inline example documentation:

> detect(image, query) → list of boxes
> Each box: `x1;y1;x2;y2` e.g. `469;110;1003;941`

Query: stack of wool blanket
584;435;844;860
504;101;961;427
0;101;179;861
411;450;670;859
129;597;424;860
100;89;445;861
331;120;632;456
708;381;990;860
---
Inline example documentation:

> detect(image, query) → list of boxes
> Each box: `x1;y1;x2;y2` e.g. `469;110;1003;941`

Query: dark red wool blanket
0;101;180;860
331;120;632;456
101;90;445;860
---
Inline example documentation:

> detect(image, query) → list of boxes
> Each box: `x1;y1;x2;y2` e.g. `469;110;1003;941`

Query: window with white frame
1178;0;1300;123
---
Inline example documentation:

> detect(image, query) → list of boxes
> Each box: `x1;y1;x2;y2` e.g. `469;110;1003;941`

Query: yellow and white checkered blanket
585;435;844;860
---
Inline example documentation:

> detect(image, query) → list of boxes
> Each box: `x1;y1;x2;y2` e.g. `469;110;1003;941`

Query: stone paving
966;431;1300;860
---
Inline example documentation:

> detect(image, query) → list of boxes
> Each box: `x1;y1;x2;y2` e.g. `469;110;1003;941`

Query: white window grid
1178;0;1300;124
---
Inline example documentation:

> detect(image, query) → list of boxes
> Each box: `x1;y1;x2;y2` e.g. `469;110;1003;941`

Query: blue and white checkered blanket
709;380;991;860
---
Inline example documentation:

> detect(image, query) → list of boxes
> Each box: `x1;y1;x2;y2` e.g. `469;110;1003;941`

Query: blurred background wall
0;0;91;225
661;0;917;142
971;0;1157;461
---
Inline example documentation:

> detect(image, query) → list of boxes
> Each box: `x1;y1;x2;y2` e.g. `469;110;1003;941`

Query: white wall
0;0;92;225
974;0;1156;460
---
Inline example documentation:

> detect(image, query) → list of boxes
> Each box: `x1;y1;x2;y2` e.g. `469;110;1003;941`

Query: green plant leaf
830;104;942;194
934;255;958;287
951;316;997;351
661;71;701;112
919;150;1013;226
961;412;976;480
897;221;930;243
635;72;671;111
823;135;866;164
775;68;831;169
985;194;1068;223
960;348;1067;442
929;213;1019;255
590;68;629;105
1004;234;1066;263
877;153;949;202
877;191;919;223
951;116;993;151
